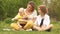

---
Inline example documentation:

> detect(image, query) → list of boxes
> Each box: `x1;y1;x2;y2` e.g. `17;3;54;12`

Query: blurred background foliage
0;0;60;21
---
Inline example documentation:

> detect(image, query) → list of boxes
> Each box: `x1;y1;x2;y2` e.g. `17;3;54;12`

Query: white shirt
24;9;37;19
34;14;50;27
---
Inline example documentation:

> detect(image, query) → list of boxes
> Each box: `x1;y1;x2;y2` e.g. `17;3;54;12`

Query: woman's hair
28;1;35;11
39;5;48;14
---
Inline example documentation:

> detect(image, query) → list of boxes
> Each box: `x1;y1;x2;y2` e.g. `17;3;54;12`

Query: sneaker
26;29;32;31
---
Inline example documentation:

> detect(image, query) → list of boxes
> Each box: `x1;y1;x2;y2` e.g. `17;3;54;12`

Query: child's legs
10;23;22;30
42;24;53;31
23;20;34;30
33;24;53;31
33;25;42;31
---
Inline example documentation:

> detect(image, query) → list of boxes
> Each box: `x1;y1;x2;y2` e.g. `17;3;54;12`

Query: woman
11;1;37;30
33;5;53;31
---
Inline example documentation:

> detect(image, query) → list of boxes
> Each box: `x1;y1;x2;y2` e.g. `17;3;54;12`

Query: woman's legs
10;23;22;30
23;20;34;30
10;20;34;30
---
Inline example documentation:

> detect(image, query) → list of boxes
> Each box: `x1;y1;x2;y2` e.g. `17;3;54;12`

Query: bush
0;0;41;21
4;18;13;24
48;0;60;21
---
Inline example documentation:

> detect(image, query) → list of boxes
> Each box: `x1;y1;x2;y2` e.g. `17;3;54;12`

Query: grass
0;21;60;34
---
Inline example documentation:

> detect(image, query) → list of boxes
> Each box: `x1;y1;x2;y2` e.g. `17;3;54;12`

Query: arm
33;10;37;22
12;14;19;21
12;13;22;21
43;16;50;27
34;17;38;26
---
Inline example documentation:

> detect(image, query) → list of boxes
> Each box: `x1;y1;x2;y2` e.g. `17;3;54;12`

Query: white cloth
34;14;50;27
24;9;37;19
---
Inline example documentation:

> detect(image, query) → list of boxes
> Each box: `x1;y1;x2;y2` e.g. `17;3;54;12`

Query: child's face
38;7;41;14
19;8;24;12
19;8;24;16
38;7;44;16
19;12;25;16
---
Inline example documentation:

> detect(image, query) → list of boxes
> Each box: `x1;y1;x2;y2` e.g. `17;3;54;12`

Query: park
0;0;60;34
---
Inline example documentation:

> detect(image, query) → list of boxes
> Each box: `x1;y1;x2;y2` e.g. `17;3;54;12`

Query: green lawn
0;21;60;34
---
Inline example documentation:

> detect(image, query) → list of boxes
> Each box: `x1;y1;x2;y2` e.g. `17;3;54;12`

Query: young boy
33;5;53;31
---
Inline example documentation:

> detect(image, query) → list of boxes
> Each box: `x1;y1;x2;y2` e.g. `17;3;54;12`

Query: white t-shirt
24;9;37;19
34;14;50;27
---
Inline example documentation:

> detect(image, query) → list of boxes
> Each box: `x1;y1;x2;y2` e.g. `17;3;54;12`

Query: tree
48;0;60;21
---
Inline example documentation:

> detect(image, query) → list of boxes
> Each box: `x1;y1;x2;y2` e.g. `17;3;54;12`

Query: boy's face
38;7;44;16
38;7;41;14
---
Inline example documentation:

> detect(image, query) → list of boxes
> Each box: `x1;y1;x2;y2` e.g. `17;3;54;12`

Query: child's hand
22;15;29;20
12;18;14;21
12;18;18;21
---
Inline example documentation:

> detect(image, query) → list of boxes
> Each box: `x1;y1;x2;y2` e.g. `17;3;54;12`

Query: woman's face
27;4;33;12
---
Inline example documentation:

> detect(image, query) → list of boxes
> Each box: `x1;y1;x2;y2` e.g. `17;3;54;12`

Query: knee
27;20;34;26
49;24;53;28
10;23;15;27
50;24;53;27
10;23;20;30
10;23;17;27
